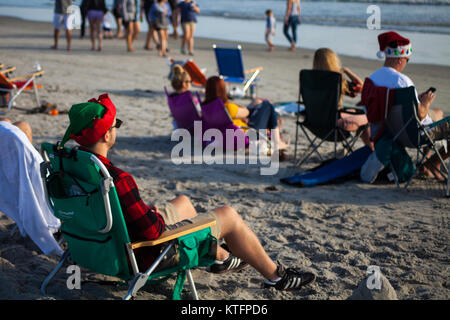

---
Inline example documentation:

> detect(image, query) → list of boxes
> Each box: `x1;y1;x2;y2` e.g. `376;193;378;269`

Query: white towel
0;121;62;256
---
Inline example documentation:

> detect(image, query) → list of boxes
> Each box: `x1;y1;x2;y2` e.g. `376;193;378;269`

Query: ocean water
0;0;449;66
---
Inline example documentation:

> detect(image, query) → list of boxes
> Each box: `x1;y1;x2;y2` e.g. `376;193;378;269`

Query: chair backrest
299;69;342;138
183;60;207;87
384;86;421;148
213;44;245;80
361;78;420;147
200;98;248;150
0;72;14;89
41;143;134;280
165;88;202;135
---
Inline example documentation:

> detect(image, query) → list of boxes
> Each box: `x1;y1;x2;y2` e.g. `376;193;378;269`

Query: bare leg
66;29;72;51
52;29;60;49
89;20;96;50
126;23;135;52
96;20;103;51
14;121;33;143
169;195;279;281
187;24;195;54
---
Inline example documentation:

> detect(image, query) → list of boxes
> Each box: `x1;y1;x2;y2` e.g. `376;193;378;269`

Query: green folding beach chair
382;87;449;194
39;142;217;300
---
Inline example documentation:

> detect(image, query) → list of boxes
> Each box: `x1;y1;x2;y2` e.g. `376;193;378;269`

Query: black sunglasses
111;118;123;130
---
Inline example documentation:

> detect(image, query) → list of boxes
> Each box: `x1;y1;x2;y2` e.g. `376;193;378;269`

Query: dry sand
0;16;449;300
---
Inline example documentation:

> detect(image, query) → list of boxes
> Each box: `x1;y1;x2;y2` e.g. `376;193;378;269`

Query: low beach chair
362;78;449;194
212;44;263;98
165;87;202;135
294;69;367;167
39;143;217;300
0;68;44;113
200;97;249;150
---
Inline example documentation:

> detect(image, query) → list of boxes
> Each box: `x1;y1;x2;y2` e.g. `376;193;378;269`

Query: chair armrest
0;67;16;74
244;67;263;74
129;217;216;249
9;70;45;82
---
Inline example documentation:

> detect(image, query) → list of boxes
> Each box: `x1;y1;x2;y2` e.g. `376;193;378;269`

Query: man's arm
115;173;165;241
417;91;435;121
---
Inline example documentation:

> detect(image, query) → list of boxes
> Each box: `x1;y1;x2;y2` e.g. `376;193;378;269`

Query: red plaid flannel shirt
81;148;165;269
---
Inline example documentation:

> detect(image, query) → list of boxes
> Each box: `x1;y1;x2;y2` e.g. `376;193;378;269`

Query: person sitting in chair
368;31;449;180
59;93;316;291
203;76;290;152
312;48;373;150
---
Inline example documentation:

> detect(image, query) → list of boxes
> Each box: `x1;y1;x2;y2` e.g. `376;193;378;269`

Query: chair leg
33;82;41;108
41;250;70;295
186;269;199;300
124;242;174;300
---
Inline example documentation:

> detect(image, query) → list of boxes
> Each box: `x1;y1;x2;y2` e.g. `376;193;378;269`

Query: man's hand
417;90;436;121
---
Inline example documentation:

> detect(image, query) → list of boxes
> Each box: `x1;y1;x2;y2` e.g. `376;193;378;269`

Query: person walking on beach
168;0;180;39
141;0;160;50
283;0;301;51
51;0;74;51
122;0;141;52
150;0;171;57
85;0;107;51
366;31;449;180
113;0;124;38
176;0;200;55
265;9;276;52
60;94;316;291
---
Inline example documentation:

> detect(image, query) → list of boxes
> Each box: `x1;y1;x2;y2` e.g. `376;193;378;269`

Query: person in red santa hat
60;93;317;291
368;31;449;180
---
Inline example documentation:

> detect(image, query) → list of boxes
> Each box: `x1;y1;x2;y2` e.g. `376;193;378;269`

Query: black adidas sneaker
264;263;316;291
207;254;249;274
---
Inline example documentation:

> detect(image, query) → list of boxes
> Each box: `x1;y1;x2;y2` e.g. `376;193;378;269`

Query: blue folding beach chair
213;44;263;98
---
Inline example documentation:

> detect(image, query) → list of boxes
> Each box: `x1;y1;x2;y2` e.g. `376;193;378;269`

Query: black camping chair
293;69;367;167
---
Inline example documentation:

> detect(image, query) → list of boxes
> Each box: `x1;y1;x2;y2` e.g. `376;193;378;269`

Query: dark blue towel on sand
281;146;372;187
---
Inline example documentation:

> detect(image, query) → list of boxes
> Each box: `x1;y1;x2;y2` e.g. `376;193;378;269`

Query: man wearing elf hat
368;31;449;179
60;93;317;291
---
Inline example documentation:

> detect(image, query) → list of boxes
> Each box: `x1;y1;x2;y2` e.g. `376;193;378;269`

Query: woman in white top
283;0;301;51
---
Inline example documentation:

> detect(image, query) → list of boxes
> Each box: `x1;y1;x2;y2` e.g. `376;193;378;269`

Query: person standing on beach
168;0;179;39
283;0;301;51
141;0;160;50
85;0;107;51
122;0;141;52
150;0;171;57
59;94;317;291
51;0;74;51
265;9;276;52
113;0;124;38
176;0;200;56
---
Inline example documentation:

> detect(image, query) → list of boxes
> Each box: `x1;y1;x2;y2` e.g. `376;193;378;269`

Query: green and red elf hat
60;93;116;147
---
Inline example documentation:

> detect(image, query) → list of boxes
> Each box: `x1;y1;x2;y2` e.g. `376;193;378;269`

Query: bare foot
51;45;58;50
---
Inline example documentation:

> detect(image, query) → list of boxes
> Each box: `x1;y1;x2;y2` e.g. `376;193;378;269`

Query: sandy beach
0;16;449;300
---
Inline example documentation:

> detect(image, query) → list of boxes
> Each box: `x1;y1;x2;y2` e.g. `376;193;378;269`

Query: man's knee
14;121;32;143
0;117;12;123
